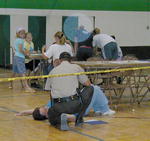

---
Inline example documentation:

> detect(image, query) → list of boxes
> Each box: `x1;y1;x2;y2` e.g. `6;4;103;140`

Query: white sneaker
102;109;116;116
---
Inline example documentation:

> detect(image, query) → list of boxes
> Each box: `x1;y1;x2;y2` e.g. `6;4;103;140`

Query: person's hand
24;50;30;57
53;59;61;67
42;45;47;53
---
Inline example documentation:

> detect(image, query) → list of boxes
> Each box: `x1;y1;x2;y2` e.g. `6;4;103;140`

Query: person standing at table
92;28;119;60
42;31;73;72
74;25;93;61
9;28;35;92
24;32;34;53
24;32;40;75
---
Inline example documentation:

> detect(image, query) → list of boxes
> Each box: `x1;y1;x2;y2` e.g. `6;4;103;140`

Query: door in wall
28;16;46;51
0;15;10;67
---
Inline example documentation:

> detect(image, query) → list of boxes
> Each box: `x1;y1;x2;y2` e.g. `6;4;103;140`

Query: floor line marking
111;116;150;120
0;106;19;113
0;106;104;140
70;128;104;141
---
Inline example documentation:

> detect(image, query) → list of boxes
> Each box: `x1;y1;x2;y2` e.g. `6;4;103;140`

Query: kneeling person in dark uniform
45;52;94;130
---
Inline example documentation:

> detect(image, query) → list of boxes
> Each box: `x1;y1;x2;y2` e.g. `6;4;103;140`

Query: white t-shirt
44;43;73;61
93;34;116;49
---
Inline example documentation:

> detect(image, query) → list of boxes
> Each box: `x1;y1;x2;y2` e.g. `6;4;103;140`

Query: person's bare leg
21;74;35;92
26;70;31;86
9;72;16;89
20;80;24;88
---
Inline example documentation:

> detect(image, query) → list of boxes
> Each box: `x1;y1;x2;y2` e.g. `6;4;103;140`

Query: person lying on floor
16;85;115;119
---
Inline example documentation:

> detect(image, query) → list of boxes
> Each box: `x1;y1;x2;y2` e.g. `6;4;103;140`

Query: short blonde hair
25;32;32;38
93;28;100;35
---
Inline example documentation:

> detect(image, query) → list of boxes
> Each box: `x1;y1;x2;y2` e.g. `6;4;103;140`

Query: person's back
46;43;73;61
93;34;115;48
93;28;118;60
45;61;87;98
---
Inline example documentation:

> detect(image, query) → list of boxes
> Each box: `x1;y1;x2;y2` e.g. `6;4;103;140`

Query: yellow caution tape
0;66;150;82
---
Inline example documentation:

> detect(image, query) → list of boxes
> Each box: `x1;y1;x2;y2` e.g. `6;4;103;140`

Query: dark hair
111;35;116;40
59;52;72;61
32;107;47;120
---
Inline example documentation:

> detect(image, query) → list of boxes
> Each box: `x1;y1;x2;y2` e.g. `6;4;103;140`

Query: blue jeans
43;63;54;75
104;42;118;60
84;85;110;115
46;85;110;115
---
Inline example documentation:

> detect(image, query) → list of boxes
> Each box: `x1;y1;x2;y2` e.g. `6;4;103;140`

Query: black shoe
31;82;41;89
117;77;123;84
75;115;84;126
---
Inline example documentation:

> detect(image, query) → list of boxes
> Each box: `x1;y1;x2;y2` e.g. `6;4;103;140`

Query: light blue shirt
14;38;25;58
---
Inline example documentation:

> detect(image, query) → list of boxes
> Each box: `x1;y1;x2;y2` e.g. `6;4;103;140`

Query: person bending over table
92;28;119;60
74;25;93;61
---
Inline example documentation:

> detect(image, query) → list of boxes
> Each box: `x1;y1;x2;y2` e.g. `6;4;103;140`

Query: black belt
53;94;79;103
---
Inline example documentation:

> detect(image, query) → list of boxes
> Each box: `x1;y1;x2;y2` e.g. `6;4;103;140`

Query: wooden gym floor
0;69;150;141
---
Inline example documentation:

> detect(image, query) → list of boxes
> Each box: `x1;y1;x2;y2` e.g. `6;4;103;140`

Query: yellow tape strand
0;66;150;82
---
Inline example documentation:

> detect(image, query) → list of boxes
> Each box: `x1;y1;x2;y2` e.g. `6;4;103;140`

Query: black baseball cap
59;52;71;60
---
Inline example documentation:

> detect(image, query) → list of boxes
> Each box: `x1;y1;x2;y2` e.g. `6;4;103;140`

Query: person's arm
77;65;92;86
15;109;34;116
92;37;99;56
74;37;78;55
42;45;49;59
30;42;35;53
92;36;96;47
19;44;29;56
42;45;53;60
